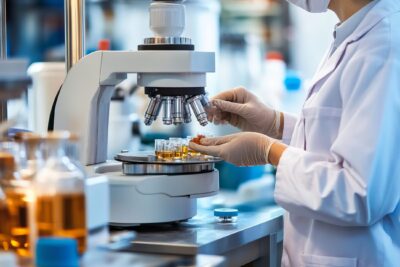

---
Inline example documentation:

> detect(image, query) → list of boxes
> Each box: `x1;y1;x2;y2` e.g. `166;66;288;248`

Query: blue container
36;238;79;267
215;162;265;190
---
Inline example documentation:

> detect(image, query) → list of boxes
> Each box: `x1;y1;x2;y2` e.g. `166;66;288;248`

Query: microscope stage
115;151;222;175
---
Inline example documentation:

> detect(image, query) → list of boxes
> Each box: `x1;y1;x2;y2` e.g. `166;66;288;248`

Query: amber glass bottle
34;131;87;254
0;153;32;257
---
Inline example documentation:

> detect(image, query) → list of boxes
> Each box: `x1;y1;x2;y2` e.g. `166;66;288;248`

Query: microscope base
109;196;197;227
88;164;219;225
109;171;218;225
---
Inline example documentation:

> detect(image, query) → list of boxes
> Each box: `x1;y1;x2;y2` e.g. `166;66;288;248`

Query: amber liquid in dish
156;151;174;160
173;151;184;159
36;192;87;254
181;145;189;157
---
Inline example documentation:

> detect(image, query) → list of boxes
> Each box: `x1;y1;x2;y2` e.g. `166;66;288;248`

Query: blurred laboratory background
5;0;338;158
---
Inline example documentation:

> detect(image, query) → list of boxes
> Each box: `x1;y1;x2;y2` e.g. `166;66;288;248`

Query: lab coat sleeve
282;113;297;145
274;54;400;227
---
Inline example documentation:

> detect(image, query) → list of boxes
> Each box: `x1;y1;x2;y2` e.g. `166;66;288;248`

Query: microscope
51;0;219;226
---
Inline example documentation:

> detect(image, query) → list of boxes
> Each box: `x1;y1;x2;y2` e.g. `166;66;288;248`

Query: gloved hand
189;132;277;166
207;87;282;139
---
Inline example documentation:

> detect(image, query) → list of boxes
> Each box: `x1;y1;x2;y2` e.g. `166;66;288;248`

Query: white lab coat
275;0;400;266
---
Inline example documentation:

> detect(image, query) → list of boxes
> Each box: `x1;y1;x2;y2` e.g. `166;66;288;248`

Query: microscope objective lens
144;95;163;125
172;96;184;125
183;100;192;123
144;97;157;125
163;96;173;125
188;95;208;126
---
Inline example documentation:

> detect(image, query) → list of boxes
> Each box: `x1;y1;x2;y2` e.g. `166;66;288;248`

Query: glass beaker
155;139;166;160
169;138;183;160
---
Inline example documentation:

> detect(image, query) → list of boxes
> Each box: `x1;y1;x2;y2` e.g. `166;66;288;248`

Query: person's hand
189;132;277;166
207;87;282;139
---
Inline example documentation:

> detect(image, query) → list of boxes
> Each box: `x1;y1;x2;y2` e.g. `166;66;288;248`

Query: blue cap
284;71;302;91
214;208;239;217
36;238;79;267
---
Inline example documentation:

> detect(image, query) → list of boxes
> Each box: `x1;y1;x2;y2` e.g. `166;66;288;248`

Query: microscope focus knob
150;1;185;37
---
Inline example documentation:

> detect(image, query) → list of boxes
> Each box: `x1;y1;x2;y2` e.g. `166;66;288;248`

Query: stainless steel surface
116;203;284;266
123;205;283;256
65;0;85;72
183;100;192;123
172;96;184;125
118;203;284;267
188;95;208;126
144;36;192;45
0;0;7;121
0;60;30;122
0;0;6;60
115;151;221;165
122;162;215;175
162;96;173;125
81;250;225;267
0;100;6;121
144;96;162;126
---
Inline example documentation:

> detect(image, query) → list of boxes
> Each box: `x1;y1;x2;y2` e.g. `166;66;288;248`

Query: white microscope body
52;1;219;226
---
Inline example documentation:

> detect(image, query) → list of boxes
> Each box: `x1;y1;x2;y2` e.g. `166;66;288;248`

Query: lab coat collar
348;0;400;42
307;0;400;99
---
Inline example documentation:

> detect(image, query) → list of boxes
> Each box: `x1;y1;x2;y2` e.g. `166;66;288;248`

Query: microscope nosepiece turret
143;92;211;127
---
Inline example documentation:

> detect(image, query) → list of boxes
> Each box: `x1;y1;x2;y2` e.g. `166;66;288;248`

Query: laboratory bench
114;204;284;267
19;246;225;267
80;250;226;267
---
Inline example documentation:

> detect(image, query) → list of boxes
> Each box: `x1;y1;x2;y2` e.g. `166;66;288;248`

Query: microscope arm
54;50;214;166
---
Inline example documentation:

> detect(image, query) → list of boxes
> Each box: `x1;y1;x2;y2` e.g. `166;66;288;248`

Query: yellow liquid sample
188;149;201;158
181;146;189;159
36;193;87;254
173;151;184;160
0;190;30;257
161;151;174;160
155;151;163;159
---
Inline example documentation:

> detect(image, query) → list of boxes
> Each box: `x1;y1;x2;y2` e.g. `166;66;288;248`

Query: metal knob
144;95;162;126
187;95;208;126
172;96;184;125
163;96;173;125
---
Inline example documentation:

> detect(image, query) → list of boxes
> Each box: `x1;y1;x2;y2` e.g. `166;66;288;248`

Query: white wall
290;5;338;79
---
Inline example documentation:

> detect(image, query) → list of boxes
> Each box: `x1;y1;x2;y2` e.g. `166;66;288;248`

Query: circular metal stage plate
115;151;222;175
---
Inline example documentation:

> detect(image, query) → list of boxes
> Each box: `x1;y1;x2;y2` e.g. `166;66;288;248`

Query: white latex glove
189;132;277;166
207;87;282;139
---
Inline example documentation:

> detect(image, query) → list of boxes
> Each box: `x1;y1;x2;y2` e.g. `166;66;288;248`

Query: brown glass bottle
35;131;87;254
0;153;32;257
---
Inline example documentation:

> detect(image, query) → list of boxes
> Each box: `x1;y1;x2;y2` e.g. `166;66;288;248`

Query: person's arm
274;54;400;227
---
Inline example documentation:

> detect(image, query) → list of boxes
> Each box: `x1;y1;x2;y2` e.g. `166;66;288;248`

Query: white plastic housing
102;168;218;225
150;2;185;37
